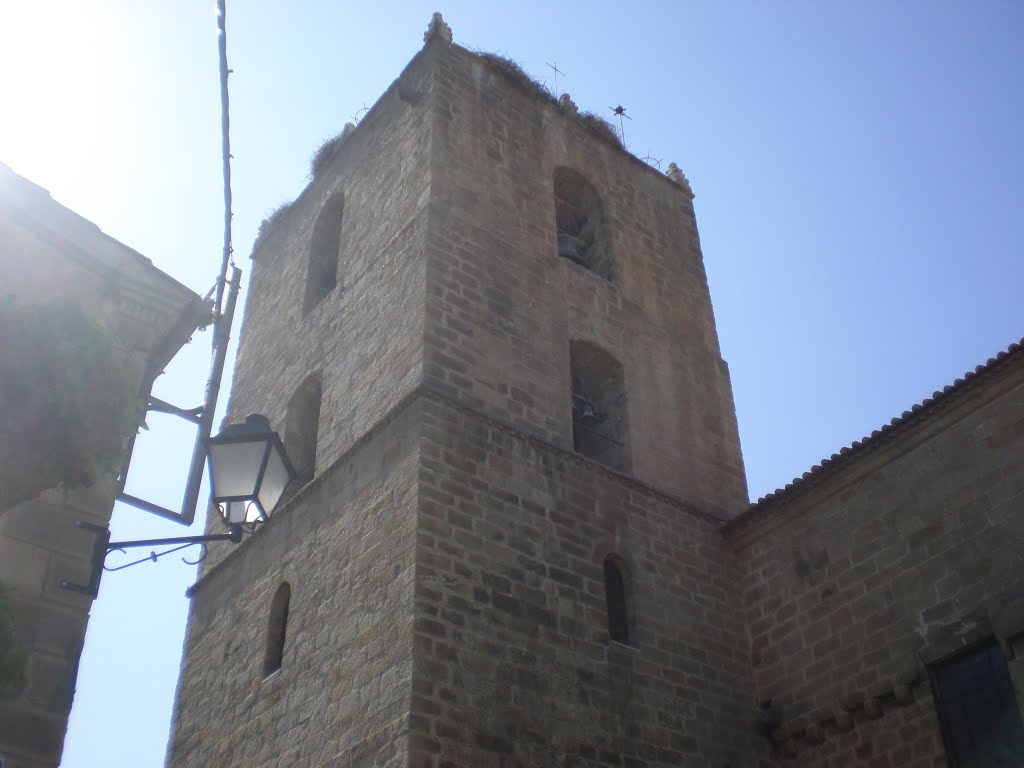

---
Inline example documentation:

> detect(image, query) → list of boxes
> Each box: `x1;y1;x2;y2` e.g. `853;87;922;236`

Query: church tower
169;15;755;767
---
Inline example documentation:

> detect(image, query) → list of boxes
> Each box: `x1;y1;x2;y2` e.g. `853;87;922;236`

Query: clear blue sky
1;2;1021;765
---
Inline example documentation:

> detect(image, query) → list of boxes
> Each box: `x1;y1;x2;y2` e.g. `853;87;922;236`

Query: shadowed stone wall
726;352;1024;766
409;393;757;767
423;43;747;518
201;45;439;572
171;24;753;766
168;17;1024;768
0;164;202;768
169;398;421;767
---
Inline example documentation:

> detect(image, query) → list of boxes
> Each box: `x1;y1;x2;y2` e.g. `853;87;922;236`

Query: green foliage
0;299;142;509
0;582;27;699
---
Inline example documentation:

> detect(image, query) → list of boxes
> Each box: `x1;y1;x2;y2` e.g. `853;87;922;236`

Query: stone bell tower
169;15;754;767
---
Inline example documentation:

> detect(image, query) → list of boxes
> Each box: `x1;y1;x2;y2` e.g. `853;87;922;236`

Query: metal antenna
546;61;565;95
351;102;370;124
609;105;632;145
640;150;662;170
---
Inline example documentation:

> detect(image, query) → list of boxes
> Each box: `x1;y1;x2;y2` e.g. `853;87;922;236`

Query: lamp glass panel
208;440;267;500
221;500;262;525
245;502;263;523
257;446;291;517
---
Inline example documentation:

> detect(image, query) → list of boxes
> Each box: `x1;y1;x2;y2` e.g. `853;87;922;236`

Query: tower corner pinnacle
666;162;694;199
424;13;453;45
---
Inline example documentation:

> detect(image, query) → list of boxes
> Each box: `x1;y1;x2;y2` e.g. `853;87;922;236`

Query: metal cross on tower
609;105;632;146
546;61;565;95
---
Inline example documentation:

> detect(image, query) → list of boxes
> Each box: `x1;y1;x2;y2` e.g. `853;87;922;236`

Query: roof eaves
723;337;1024;536
0;161;200;308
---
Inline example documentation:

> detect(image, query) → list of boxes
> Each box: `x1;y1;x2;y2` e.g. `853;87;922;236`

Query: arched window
303;191;344;315
263;582;291;677
283;372;323;487
569;340;629;471
603;555;631;645
553;167;611;280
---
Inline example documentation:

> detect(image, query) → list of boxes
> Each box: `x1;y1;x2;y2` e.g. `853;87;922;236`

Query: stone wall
171;385;760;767
210;46;439;567
167;21;1024;766
423;43;747;517
224;37;748;526
409;393;757;767
763;692;947;768
0;483;120;768
0;164;202;768
168;397;421;767
173;30;759;766
726;351;1024;765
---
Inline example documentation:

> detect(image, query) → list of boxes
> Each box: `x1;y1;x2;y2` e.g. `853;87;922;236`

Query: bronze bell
572;391;606;425
558;231;580;260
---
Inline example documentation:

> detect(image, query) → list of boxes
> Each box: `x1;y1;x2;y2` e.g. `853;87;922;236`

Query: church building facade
168;16;1024;767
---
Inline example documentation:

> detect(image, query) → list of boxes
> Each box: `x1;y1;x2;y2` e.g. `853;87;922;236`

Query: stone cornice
188;384;726;598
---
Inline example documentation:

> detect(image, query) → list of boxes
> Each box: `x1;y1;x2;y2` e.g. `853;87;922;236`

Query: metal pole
178;265;241;525
114;0;240;526
107;529;241;550
214;0;233;317
62;0;241;601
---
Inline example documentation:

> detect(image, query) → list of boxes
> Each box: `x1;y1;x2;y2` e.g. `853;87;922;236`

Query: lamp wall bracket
59;520;243;598
115;265;242;527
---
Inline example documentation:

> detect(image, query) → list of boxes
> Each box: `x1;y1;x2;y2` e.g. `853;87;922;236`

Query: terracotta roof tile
725;338;1024;533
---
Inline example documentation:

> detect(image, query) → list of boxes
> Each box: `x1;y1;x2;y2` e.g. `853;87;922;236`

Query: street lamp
208;414;294;526
59;0;272;599
61;413;295;598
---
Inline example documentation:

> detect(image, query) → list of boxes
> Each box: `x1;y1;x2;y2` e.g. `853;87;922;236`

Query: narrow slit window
263;582;291;678
283;372;323;488
603;555;631;645
303;191;344;315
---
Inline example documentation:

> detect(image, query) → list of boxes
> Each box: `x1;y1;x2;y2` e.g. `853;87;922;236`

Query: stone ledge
189;383;727;599
768;672;928;760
